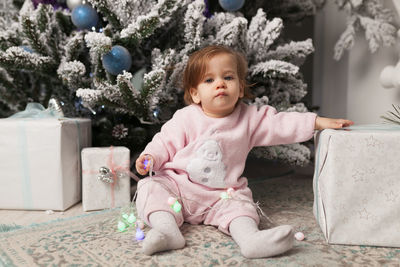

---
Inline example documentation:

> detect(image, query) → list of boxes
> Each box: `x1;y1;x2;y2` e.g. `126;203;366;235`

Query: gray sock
229;216;294;258
142;211;185;255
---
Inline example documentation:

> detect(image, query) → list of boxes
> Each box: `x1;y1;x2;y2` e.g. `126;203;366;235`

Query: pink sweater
143;102;316;190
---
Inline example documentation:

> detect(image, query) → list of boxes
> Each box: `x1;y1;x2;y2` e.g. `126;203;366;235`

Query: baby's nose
216;79;226;88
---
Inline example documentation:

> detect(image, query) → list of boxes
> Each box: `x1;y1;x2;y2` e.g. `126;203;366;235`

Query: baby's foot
239;225;294;258
142;228;185;255
230;216;294;258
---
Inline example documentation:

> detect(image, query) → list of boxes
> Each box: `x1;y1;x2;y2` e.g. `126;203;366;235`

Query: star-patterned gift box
313;124;400;247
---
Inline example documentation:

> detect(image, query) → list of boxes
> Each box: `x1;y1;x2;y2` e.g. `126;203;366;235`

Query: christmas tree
0;0;327;166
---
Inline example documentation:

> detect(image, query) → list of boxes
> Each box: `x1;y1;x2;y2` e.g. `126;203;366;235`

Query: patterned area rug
1;175;400;266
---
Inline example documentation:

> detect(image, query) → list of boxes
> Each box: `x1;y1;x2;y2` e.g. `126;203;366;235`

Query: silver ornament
47;98;64;117
67;0;84;10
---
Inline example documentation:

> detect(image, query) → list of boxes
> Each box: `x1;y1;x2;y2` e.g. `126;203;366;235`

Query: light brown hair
183;45;252;105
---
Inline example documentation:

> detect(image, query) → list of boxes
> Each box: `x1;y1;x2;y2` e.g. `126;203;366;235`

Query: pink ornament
167;197;177;206
227;187;235;196
294;232;305;241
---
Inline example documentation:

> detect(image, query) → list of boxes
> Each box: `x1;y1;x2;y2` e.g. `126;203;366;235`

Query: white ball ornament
379;65;395;89
67;0;83;10
392;68;400;89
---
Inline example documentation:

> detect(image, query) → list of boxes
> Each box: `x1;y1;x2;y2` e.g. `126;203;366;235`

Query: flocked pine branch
120;0;185;44
240;0;325;22
87;0;121;29
0;47;55;72
0;1;83;116
266;39;314;66
247;9;283;62
333;0;397;60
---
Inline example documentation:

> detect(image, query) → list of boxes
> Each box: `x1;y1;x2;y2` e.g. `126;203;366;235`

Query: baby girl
135;45;353;258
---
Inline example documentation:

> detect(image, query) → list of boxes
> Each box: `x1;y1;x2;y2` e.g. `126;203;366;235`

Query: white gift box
313;125;400;247
81;146;131;211
0;118;91;211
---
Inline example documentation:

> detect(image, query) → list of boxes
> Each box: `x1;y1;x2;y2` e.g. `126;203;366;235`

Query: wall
313;0;400;123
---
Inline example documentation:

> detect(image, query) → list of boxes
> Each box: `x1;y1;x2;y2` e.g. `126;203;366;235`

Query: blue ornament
218;0;245;12
71;4;99;30
102;45;132;75
20;46;34;53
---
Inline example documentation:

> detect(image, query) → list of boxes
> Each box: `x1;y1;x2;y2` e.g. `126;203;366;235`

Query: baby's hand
315;116;354;130
135;154;154;175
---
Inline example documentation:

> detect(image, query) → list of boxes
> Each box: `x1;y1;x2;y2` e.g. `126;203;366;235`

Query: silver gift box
313;125;400;247
0;118;91;211
81;146;131;211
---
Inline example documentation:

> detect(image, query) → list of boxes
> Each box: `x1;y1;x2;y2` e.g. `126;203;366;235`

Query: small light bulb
171;201;182;213
135;227;145;241
117;221;127;232
127;213;136;224
220;192;229;199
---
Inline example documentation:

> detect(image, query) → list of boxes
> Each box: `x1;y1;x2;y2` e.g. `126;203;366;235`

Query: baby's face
190;53;243;118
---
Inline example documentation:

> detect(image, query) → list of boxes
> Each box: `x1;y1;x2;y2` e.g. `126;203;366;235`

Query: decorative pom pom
294;231;305;241
167;197;177;206
137;221;145;230
227;187;235;196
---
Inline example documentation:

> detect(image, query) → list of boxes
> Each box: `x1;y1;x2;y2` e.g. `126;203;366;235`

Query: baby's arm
135;109;187;173
314;116;354;130
249;105;317;147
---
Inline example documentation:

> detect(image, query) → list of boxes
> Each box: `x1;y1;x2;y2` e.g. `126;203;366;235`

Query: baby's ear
190;87;201;104
239;84;244;98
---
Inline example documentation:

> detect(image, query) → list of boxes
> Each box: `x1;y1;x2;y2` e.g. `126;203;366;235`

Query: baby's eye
205;78;213;83
224;76;233;80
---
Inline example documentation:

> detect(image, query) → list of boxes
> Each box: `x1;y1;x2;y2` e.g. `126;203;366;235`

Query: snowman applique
186;139;226;188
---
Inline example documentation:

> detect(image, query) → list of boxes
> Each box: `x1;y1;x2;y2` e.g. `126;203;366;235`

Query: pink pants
135;174;260;235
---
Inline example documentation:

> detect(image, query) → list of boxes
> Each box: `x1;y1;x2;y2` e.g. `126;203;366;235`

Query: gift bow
98;166;118;183
9;98;64;119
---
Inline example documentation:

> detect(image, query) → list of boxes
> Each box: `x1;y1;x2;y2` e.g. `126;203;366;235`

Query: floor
0;159;314;227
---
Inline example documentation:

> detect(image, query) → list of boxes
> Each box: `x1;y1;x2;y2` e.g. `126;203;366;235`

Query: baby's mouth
216;92;227;97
